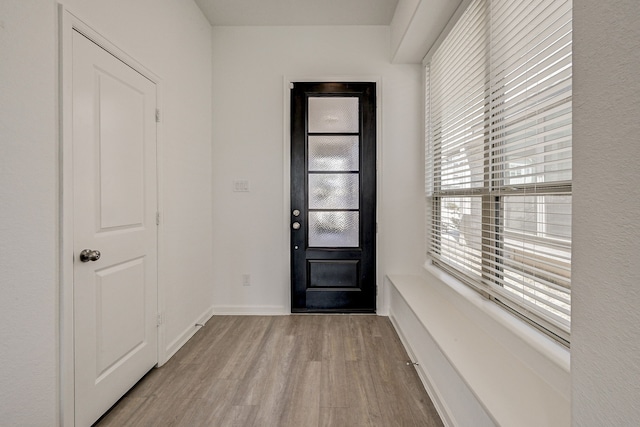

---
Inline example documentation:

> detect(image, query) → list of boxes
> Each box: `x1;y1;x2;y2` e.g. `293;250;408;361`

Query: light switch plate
233;179;250;192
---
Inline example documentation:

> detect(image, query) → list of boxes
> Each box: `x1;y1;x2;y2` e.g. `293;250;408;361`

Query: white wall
211;25;424;314
0;0;213;424
0;1;59;424
572;1;640;425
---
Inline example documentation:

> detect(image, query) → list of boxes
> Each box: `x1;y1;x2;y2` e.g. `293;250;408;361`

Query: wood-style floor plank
95;315;443;427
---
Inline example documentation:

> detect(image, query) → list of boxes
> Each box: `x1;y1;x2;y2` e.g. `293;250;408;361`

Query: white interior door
72;30;158;427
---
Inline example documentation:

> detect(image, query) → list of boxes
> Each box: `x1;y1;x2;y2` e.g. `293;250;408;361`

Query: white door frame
58;7;165;426
282;75;384;314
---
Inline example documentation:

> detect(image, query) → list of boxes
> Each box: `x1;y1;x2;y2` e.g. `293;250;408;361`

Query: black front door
290;82;376;312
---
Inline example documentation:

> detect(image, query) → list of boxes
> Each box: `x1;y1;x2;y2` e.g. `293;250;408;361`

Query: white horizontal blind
426;0;572;343
427;0;487;282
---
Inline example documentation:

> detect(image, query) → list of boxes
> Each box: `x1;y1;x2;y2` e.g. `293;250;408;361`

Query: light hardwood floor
95;315;443;427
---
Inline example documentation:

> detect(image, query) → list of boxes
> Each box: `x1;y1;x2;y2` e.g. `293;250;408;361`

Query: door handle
79;249;101;262
292;222;301;230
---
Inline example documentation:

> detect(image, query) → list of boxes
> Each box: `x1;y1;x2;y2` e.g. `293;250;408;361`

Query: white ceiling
194;0;400;26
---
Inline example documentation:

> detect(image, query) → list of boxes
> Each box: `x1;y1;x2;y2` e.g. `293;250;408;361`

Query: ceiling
194;0;400;26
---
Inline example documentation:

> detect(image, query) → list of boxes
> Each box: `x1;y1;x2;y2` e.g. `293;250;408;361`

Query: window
425;0;572;344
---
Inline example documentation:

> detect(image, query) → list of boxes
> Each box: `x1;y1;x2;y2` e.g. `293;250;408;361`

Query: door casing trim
282;76;383;315
58;7;165;426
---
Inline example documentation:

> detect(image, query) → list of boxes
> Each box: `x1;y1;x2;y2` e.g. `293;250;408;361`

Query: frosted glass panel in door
309;174;359;209
308;136;359;171
309;211;359;247
308;97;359;133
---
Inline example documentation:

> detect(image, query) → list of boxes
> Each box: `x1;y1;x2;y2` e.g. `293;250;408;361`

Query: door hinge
157;313;163;327
156;211;160;225
155;109;160;123
290;82;294;89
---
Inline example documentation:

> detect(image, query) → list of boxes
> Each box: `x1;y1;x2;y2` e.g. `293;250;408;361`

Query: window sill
422;261;570;377
387;266;570;427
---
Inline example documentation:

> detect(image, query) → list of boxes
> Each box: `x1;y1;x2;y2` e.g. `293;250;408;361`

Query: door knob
292;222;301;230
79;249;101;262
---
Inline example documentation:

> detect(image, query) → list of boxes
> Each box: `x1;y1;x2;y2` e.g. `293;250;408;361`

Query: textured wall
572;1;640;424
0;1;59;424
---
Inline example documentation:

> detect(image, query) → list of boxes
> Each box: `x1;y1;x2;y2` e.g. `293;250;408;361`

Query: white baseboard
161;306;215;365
212;305;289;315
389;313;455;427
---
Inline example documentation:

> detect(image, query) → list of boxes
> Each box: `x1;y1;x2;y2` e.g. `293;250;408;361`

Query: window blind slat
426;0;572;344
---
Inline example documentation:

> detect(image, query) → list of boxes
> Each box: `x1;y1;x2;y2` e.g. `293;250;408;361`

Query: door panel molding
59;8;164;426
